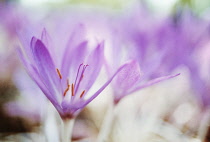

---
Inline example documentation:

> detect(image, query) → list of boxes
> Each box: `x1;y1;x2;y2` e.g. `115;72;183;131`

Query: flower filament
56;63;88;98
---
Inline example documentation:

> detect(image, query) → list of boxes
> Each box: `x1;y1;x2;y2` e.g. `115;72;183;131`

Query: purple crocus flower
108;57;180;104
17;27;126;119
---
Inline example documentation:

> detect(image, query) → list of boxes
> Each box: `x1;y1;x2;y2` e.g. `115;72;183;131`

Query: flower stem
97;102;115;142
62;118;75;142
197;109;210;141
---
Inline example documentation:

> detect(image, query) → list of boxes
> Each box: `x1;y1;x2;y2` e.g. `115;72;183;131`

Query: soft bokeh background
0;0;209;142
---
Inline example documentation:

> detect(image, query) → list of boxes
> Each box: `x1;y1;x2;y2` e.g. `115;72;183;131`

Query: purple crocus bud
17;27;126;119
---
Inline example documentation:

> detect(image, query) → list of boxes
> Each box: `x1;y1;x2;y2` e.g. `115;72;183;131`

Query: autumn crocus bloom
17;28;125;119
111;60;180;104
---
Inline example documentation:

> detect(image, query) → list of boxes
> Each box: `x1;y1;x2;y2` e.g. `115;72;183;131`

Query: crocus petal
129;73;181;94
40;29;57;64
16;47;43;89
41;28;50;47
113;60;141;95
64;24;86;52
18;32;35;64
61;41;88;82
32;38;61;101
78;42;104;94
31;65;60;107
17;47;60;107
61;24;87;79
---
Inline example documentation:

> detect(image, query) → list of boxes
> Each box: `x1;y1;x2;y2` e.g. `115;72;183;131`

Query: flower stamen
74;64;89;93
63;85;70;96
56;68;62;79
63;79;70;96
62;64;88;98
71;83;74;96
80;90;85;98
74;63;83;87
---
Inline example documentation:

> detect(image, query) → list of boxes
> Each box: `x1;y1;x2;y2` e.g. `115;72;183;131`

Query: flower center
56;63;88;98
